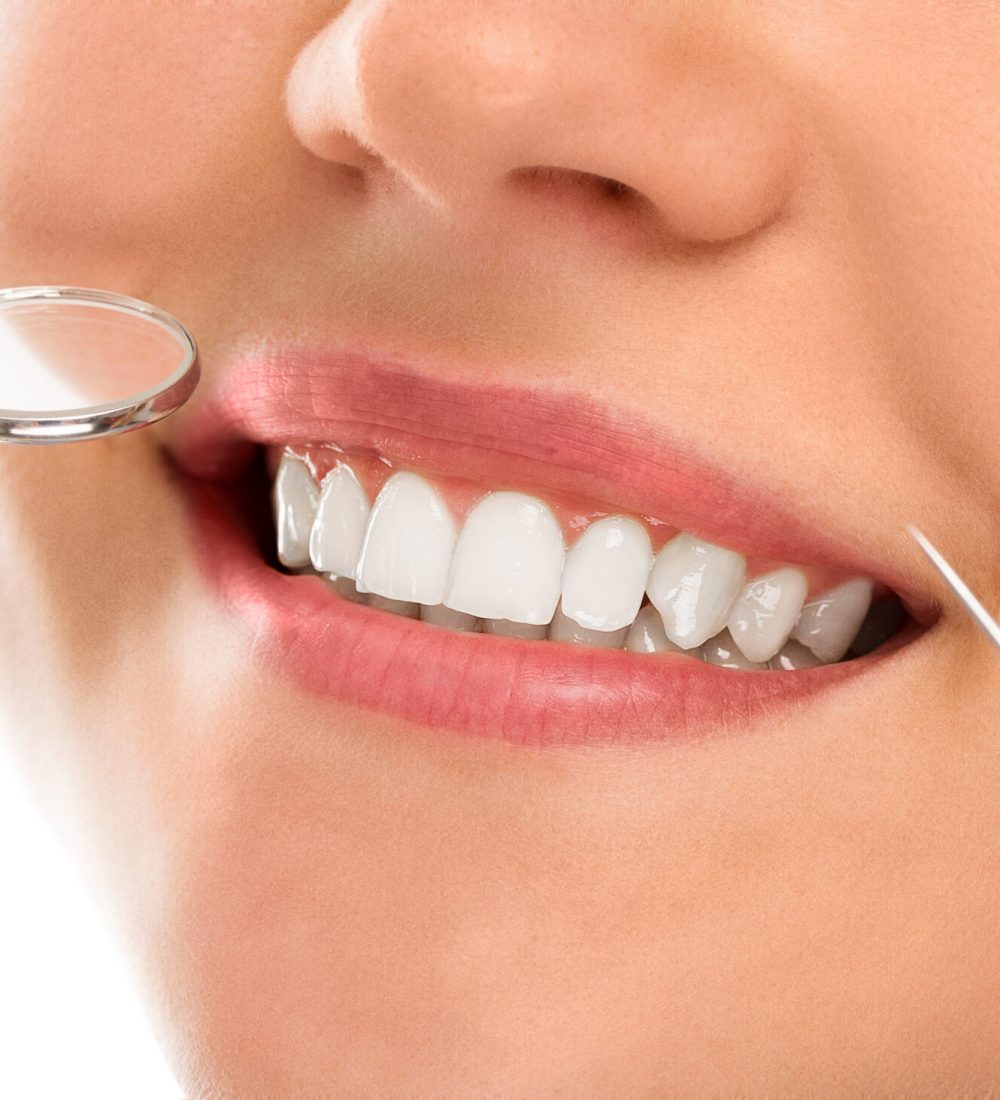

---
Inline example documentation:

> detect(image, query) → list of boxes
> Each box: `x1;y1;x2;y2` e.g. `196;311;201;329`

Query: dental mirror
0;285;199;444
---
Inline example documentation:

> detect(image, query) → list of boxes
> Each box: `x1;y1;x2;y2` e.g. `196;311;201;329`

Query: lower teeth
313;568;905;670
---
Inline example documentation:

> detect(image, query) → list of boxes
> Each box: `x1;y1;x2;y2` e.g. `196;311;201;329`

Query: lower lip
181;475;912;749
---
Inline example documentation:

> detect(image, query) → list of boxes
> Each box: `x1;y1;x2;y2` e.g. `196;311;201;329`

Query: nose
285;0;805;244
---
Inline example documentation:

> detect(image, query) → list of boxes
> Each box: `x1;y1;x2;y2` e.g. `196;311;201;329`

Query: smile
170;346;935;747
272;444;904;670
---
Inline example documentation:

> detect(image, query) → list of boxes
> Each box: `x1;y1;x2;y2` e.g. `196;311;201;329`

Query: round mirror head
0;285;199;444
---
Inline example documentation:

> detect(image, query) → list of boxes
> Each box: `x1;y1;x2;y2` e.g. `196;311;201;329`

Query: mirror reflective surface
0;286;199;444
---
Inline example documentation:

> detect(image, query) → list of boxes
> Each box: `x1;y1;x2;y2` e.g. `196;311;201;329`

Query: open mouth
170;346;934;747
271;444;907;670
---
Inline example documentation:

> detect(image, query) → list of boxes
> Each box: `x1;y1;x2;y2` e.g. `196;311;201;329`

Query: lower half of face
1;0;1000;1093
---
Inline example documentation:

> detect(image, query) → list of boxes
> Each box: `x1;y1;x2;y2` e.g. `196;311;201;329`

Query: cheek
0;439;196;740
0;2;318;261
762;2;1000;501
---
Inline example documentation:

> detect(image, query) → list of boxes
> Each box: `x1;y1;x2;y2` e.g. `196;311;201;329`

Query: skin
1;0;999;1093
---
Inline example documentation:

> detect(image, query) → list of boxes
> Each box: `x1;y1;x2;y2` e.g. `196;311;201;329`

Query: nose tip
285;0;805;244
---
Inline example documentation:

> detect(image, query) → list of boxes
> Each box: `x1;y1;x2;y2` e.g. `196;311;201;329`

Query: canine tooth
482;618;548;640
273;453;320;568
309;464;371;579
728;567;808;663
368;594;421;618
625;605;686;654
768;640;825;670
548;603;628;647
444;492;565;624
560;516;652;631
646;533;746;650
699;629;767;670
792;577;874;662
355;472;457;604
421;604;480;632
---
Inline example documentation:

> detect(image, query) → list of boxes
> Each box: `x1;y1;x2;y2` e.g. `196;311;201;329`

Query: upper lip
168;340;936;622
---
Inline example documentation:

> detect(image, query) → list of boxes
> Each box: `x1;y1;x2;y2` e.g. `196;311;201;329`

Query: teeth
444;492;565;625
368;594;421;618
275;449;894;666
646;533;746;650
560;516;652;632
482;618;548;640
700;629;767;670
309;464;371;579
421;604;480;632
548;602;628;647
791;577;874;662
355;472;458;605
273;453;320;568
625;605;687;654
727;567;808;663
768;640;825;670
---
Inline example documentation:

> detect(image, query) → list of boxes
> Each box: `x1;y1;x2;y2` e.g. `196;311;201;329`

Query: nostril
509;165;642;205
600;177;634;201
502;164;672;251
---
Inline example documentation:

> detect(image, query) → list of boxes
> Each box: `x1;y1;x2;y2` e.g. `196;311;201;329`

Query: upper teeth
646;532;747;650
309;463;371;580
272;450;882;666
790;577;875;662
355;471;457;605
274;453;320;569
444;490;566;625
727;567;809;663
560;516;652;632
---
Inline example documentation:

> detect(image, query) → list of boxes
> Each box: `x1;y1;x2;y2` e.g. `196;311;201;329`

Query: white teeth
277;449;889;666
309;465;371;579
791;577;874;662
646;533;746;650
548;603;628;647
768;640;825;670
273;453;320;568
444;492;565;625
560;516;652;632
482;618;548;640
727;567;808;663
699;629;767;670
355;472;458;604
625;605;686;654
420;604;480;632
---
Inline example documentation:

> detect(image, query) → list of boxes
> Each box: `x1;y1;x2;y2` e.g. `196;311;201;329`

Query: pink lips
169;345;928;747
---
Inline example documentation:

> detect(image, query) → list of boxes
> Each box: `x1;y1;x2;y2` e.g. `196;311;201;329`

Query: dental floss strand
907;525;1000;652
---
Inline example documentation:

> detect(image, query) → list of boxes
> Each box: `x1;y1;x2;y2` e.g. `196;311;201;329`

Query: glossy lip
167;344;933;747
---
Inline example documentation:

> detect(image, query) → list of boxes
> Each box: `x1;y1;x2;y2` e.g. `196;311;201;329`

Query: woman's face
2;1;999;1092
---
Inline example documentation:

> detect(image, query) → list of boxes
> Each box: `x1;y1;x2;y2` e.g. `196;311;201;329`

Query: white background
0;711;183;1099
